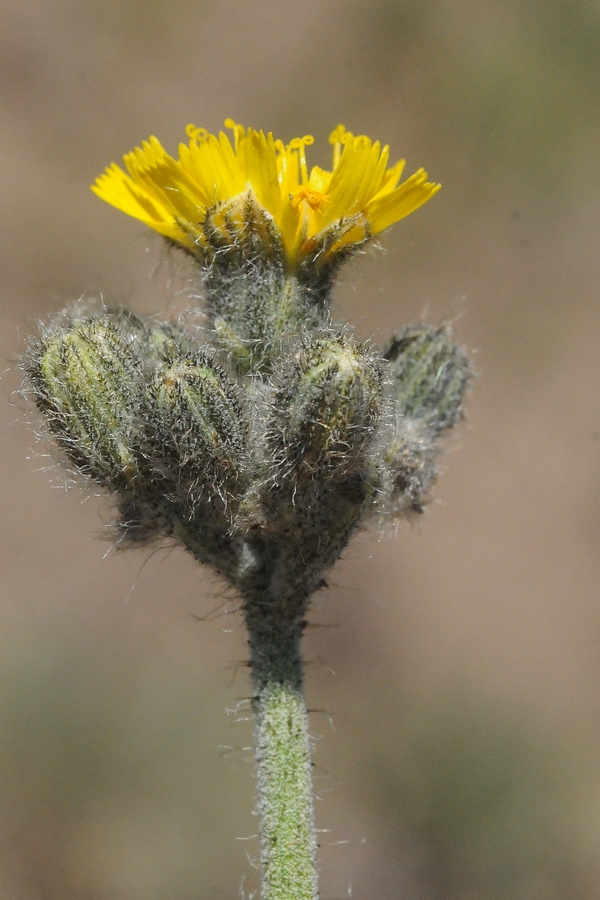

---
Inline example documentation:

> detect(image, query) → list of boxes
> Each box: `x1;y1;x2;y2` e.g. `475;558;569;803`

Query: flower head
92;120;440;271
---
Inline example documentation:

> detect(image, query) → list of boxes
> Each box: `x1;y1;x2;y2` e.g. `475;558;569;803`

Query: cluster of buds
25;121;471;615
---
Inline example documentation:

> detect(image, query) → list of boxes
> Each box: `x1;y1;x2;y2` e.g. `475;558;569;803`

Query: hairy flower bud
268;335;384;480
384;324;471;435
26;311;145;488
145;351;248;513
141;318;202;364
382;324;472;516
383;423;437;516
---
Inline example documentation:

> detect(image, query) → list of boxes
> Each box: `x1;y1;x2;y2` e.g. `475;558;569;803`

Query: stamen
328;124;352;168
274;139;287;185
185;124;208;143
288;135;314;185
224;118;245;151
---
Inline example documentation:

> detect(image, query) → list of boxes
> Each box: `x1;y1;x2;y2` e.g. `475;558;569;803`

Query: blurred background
2;1;600;897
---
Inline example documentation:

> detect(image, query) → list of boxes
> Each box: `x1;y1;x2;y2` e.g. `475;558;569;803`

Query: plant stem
245;604;318;900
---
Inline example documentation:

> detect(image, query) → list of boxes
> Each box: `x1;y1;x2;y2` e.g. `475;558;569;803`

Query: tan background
2;1;600;897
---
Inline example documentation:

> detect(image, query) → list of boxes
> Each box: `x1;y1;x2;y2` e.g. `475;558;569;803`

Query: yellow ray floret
92;120;441;268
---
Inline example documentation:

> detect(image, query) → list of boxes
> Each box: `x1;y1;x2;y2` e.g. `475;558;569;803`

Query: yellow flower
92;120;440;269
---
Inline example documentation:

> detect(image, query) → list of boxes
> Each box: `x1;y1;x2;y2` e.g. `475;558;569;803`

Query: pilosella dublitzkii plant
25;120;471;900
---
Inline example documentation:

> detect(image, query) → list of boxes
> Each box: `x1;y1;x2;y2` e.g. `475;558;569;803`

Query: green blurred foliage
348;0;600;210
0;625;251;900
358;689;593;898
61;0;210;49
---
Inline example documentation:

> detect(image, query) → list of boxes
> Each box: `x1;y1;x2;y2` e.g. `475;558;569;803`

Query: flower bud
145;351;248;512
26;312;145;488
382;324;471;516
384;324;471;435
384;422;436;516
269;336;384;479
141;319;202;364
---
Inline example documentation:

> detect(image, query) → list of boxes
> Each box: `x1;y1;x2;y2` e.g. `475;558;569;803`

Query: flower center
290;186;329;213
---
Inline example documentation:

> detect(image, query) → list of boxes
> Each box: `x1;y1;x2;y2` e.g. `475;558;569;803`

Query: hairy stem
245;604;318;900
